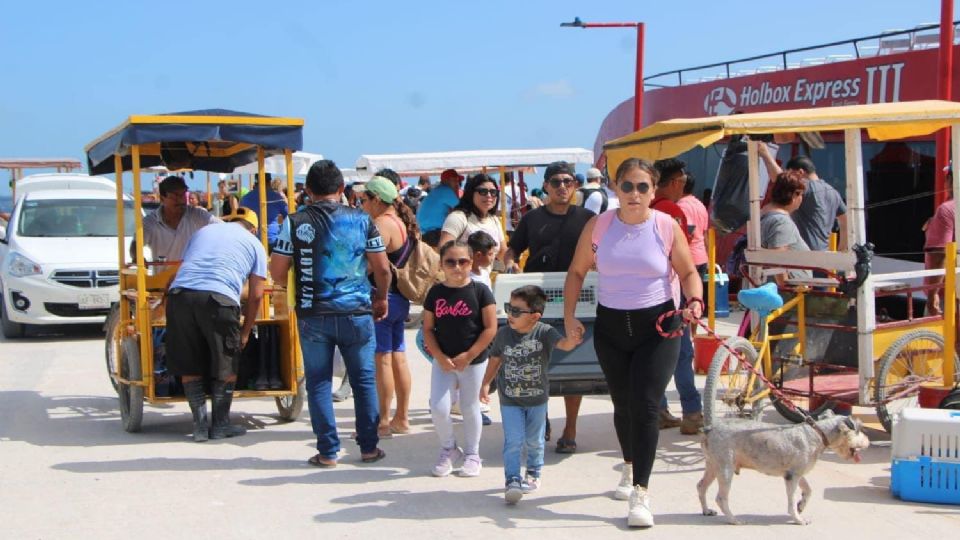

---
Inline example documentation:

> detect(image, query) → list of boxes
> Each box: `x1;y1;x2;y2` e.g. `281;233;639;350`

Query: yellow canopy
603;100;960;176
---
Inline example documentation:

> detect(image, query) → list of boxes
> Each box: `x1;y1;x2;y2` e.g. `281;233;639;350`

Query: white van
0;174;136;337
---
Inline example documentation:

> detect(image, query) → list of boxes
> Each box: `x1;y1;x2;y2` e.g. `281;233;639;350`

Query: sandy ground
2;313;958;539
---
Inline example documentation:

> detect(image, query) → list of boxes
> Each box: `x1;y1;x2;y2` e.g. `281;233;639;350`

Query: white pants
430;360;487;455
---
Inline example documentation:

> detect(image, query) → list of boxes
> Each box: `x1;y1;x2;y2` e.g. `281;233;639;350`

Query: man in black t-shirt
503;161;593;454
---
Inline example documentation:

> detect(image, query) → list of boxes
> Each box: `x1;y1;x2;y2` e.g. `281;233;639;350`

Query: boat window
18;199;137;237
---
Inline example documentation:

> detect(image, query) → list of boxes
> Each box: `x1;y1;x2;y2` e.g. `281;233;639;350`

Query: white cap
586;167;603;180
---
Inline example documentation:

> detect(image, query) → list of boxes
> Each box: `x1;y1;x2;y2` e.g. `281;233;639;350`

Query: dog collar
804;417;830;447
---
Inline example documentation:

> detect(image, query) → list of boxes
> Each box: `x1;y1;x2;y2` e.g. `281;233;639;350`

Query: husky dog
697;412;870;525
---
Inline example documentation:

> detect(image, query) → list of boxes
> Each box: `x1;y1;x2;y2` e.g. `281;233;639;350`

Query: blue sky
0;0;951;195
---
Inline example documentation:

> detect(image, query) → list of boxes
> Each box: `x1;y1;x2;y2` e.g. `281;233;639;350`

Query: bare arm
366;250;391;321
757;142;782;180
837;213;848;251
563;217;596;341
479;355;502;403
925;251;947;315
555;333;581;351
268;253;292;284
670;221;704;318
422;310;454;371
241;274;265;347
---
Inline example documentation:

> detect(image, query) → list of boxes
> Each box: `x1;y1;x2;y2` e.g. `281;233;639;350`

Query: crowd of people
135;145;954;529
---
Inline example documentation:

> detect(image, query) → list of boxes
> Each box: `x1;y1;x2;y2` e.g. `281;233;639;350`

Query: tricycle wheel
875;330;959;433
275;376;305;421
104;304;121;393
118;336;144;432
703;336;764;427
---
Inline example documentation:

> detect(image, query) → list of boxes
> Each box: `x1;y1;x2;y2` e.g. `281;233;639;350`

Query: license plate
78;293;110;310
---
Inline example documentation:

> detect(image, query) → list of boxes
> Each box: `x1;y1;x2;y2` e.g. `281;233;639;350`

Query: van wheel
0;295;26;339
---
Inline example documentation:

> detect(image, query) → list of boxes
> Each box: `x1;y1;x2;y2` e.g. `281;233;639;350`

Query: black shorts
164;289;242;380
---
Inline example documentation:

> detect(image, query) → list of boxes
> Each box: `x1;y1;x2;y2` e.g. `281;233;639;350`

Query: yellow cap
223;206;259;230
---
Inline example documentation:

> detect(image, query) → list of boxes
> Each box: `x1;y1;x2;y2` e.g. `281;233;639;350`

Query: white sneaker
523;474;540;493
614;465;632;500
628;486;654;528
505;478;524;504
459;453;482;477
450;402;462;416
431;446;463;477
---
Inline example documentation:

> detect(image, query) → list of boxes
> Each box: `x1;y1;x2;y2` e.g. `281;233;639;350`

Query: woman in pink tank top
562;157;703;529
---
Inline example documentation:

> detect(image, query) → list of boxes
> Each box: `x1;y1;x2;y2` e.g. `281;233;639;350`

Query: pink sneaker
431;446;463;477
459;454;482;477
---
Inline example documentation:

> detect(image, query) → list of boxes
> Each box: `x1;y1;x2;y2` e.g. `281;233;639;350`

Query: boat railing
645;21;960;88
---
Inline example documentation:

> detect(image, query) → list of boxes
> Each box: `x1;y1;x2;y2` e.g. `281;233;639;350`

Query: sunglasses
547;177;577;188
443;257;472;268
618;180;652;194
503;303;538;317
475;187;499;197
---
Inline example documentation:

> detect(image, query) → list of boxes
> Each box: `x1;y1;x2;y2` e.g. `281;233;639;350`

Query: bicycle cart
603;100;960;432
86;110;307;432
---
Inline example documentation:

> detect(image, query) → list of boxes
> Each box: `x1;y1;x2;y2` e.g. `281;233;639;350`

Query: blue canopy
84;109;304;175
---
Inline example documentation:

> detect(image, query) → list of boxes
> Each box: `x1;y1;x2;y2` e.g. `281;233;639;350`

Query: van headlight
8;252;42;277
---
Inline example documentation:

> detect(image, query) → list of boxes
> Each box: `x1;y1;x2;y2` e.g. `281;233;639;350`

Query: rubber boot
183;379;209;443
209;380;246;439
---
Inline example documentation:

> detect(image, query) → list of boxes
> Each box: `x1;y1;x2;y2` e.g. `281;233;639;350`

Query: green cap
365;175;399;203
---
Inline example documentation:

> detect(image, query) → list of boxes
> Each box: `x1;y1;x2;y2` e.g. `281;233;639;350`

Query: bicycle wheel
875;330;960;433
703;336;764;426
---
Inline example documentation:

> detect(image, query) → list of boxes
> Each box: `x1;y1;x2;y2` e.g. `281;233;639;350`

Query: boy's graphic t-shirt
423;281;495;365
489;321;562;407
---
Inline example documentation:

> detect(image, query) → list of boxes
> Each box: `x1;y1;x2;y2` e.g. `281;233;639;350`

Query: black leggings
594;301;681;488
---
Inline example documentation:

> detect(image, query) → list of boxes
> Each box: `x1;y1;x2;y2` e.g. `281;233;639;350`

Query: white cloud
524;79;575;100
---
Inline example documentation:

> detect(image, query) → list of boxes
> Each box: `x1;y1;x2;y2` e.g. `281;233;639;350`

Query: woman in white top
439;173;507;278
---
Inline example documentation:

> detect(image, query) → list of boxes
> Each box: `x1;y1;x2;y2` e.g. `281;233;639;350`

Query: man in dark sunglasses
503;160;594;454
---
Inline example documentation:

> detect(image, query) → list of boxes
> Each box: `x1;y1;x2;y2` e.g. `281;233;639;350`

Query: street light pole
561;17;646;131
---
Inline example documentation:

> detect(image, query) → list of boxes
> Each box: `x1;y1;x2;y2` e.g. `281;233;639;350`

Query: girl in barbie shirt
422;240;498;478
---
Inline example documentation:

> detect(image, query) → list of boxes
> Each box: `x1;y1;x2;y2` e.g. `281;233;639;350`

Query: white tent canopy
341;168;370;185
231;151;324;176
355;148;594;176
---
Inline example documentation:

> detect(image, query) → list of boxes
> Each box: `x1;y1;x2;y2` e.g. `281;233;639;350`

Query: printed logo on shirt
434;298;473;318
295;223;316;243
367;236;385;251
503;358;544;398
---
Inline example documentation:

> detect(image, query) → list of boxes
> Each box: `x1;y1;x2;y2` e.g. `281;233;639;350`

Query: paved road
2;320;957;539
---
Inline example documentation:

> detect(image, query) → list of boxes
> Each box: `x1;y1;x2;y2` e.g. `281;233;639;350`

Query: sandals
361;448;387;463
307;454;338;468
556;438;577;454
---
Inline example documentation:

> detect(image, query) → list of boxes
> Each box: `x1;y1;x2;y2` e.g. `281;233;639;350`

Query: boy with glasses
504;161;594;454
480;285;581;503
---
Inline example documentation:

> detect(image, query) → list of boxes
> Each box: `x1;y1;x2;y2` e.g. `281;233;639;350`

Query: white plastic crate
493;271;598;321
892;408;960;461
891;407;960;505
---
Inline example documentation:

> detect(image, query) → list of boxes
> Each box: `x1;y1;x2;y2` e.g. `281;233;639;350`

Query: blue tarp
85;109;303;175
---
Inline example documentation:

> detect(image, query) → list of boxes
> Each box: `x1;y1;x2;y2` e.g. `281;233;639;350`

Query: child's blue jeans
500;402;549;483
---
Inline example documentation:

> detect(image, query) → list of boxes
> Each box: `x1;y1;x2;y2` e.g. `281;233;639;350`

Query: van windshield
18;199;137;237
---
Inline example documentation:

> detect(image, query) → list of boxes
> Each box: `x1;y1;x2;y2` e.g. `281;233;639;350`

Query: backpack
591;209;680;307
579;186;608;214
392;233;443;305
